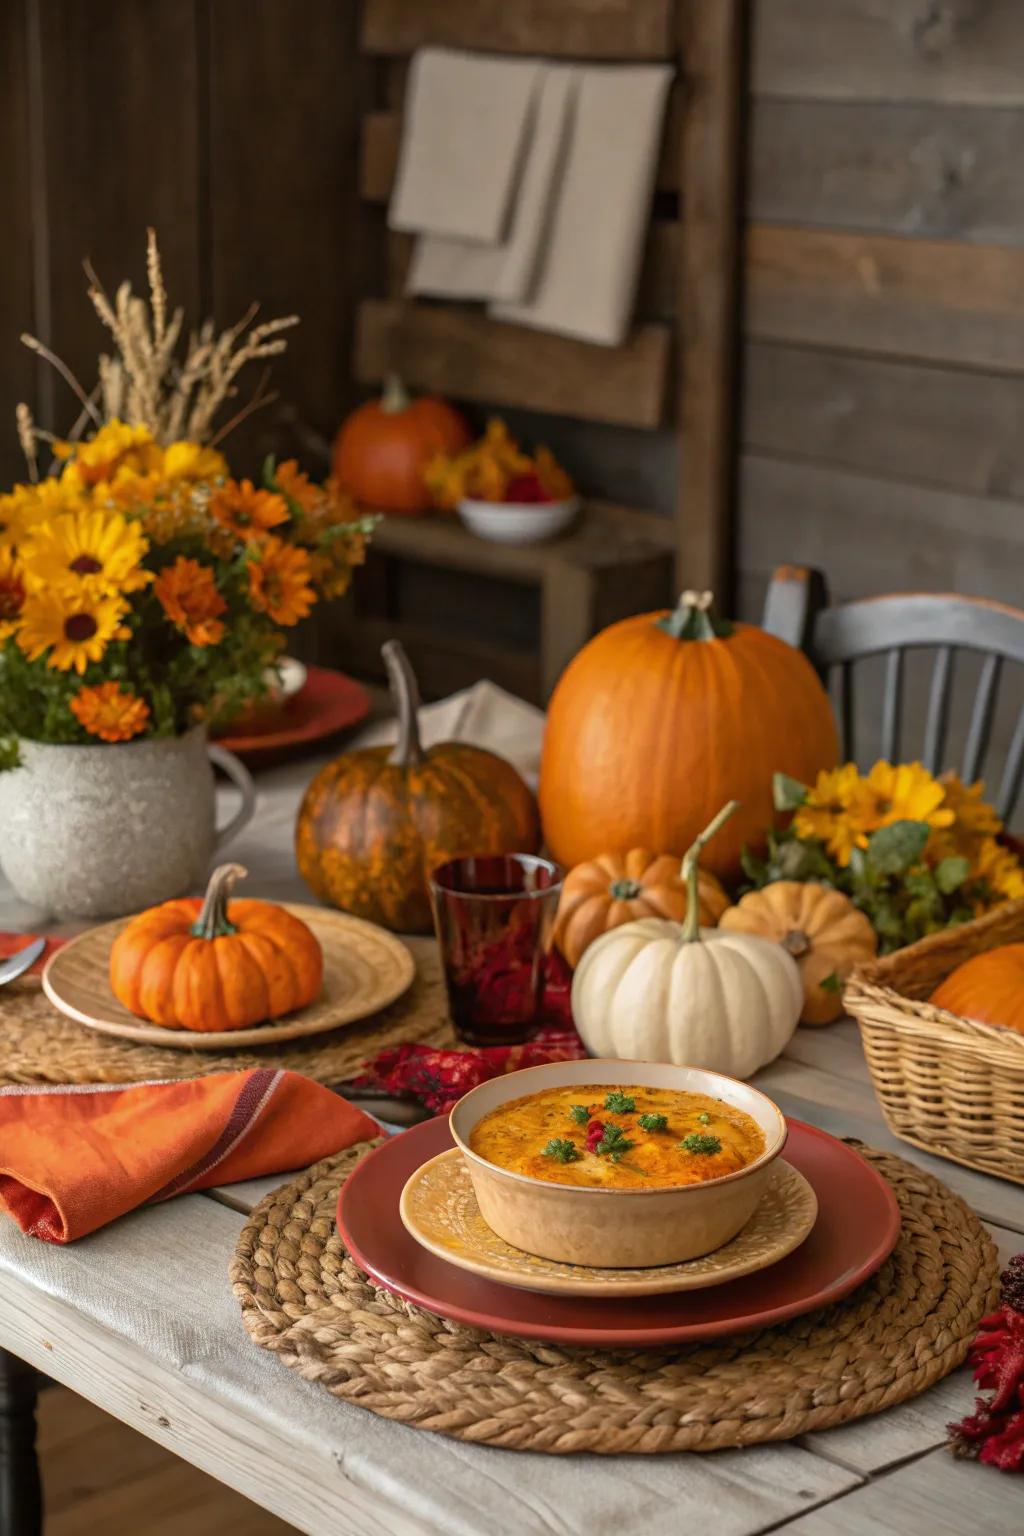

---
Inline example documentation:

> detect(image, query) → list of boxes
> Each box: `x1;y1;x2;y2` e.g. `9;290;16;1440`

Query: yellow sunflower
792;763;873;866
0;548;26;640
20;509;152;596
16;585;128;673
162;441;229;483
973;837;1024;904
862;761;954;835
71;681;150;743
0;494;24;551
59;420;162;491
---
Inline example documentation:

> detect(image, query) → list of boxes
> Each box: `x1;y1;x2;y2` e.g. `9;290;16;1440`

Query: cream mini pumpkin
572;804;802;1079
719;881;877;1025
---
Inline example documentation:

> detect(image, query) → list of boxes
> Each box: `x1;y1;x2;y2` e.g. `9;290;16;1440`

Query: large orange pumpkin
553;847;730;968
332;375;470;514
296;641;540;932
929;943;1024;1036
539;591;839;882
109;864;323;1031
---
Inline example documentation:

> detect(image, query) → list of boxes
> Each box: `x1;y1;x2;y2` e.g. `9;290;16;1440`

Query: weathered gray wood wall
738;0;1024;791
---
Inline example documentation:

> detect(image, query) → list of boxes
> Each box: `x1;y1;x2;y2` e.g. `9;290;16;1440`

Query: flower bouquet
744;760;1024;952
0;230;373;917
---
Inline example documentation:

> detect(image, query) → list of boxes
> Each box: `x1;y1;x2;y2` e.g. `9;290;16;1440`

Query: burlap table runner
230;1140;1000;1455
0;938;454;1087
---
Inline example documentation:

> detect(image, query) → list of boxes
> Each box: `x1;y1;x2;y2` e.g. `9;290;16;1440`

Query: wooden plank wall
0;0;369;491
739;0;1024;788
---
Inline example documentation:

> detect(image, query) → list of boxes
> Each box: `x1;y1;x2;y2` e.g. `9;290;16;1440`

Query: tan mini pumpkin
554;848;730;968
719;881;877;1025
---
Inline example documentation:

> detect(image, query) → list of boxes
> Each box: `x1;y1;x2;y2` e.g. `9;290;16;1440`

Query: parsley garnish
637;1112;668;1132
594;1123;636;1162
697;1112;711;1125
543;1138;581;1163
680;1132;722;1155
568;1104;590;1125
604;1091;636;1114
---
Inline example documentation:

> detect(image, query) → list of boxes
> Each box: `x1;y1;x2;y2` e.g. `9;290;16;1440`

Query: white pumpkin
571;917;802;1079
570;798;802;1079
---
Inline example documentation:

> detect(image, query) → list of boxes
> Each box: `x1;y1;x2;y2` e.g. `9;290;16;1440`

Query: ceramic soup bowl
449;1059;787;1268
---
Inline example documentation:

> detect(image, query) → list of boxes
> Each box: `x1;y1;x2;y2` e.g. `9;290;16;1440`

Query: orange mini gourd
553;847;730;969
539;590;839;882
929;943;1024;1036
332;375;470;513
109;863;323;1031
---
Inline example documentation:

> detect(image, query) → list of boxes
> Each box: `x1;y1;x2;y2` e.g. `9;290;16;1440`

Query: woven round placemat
230;1140;1000;1455
0;938;453;1087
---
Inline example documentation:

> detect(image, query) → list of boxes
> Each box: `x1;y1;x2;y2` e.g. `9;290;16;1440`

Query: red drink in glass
429;854;562;1046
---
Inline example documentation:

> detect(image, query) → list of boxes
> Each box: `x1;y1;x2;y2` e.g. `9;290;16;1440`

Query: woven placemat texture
230;1141;1000;1454
0;938;454;1087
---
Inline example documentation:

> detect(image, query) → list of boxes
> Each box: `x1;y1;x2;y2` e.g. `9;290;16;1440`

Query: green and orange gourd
295;641;540;932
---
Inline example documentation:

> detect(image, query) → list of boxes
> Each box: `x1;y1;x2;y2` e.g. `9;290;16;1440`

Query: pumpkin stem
190;863;246;939
382;639;426;766
680;801;739;942
609;877;642;901
782;929;811;958
380;373;410;415
655;590;734;642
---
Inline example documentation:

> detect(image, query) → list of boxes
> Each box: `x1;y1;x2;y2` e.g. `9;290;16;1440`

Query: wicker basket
845;898;1024;1184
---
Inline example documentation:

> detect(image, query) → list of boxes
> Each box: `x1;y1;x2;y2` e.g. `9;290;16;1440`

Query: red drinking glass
429;854;563;1046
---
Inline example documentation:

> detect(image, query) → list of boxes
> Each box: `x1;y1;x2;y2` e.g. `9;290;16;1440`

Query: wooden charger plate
42;904;415;1050
337;1116;902;1347
400;1147;818;1297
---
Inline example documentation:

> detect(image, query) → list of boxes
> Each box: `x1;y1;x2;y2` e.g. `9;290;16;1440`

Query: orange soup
468;1084;765;1189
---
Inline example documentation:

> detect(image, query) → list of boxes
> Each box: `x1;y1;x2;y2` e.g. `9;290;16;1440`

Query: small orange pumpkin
109;863;323;1032
332;375;470;514
295;641;540;932
554;848;730;968
930;943;1024;1036
719;881;877;1024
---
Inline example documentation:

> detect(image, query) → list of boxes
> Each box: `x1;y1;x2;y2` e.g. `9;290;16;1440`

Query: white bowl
457;495;580;545
449;1058;787;1268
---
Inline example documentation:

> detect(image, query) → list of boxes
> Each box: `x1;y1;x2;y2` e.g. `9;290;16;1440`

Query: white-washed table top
1;691;1023;1535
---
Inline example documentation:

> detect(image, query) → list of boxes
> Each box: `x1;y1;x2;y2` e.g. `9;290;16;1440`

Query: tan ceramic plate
399;1149;818;1297
42;903;415;1050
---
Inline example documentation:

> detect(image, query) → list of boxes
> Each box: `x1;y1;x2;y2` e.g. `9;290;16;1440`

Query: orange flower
248;537;315;626
211;479;289;542
0;548;26;640
154;556;227;646
274;459;321;516
71;682;150;743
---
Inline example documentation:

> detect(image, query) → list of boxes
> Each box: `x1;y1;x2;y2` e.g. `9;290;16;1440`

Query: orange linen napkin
0;1070;376;1243
0;931;67;980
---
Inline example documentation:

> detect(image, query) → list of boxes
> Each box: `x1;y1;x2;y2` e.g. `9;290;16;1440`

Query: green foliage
569;1104;590;1125
637;1112;669;1132
603;1091;636;1114
679;1132;722;1156
542;1138;580;1163
593;1124;636;1162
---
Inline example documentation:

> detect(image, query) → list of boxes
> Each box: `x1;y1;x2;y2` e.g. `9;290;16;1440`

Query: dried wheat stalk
17;228;298;458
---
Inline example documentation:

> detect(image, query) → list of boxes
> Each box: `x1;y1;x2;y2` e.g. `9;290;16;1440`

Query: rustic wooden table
1;749;1022;1536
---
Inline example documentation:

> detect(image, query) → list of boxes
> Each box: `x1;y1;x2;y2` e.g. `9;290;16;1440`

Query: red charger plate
214;666;369;761
337;1116;901;1348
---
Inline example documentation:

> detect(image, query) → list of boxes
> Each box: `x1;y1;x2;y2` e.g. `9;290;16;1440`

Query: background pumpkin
332;375;470;513
572;804;803;1078
109;863;323;1032
719;881;877;1025
296;640;540;932
929;942;1024;1035
539;590;839;883
554;847;729;969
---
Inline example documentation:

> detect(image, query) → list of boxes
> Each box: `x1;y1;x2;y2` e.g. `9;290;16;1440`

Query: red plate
214;666;369;762
337;1116;901;1348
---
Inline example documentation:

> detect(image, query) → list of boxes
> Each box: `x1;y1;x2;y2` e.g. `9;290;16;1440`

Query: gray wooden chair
761;566;1024;823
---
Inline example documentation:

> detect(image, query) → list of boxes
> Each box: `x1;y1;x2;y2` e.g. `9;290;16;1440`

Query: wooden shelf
361;0;676;60
346;502;675;700
355;300;672;428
